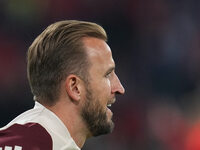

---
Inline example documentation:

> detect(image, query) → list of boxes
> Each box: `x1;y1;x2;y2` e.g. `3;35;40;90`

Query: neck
45;99;90;148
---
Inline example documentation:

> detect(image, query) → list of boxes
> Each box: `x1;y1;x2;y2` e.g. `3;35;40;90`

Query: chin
93;121;115;137
82;105;115;137
82;86;115;137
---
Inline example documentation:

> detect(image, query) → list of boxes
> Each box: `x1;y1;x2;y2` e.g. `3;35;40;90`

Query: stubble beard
81;86;114;137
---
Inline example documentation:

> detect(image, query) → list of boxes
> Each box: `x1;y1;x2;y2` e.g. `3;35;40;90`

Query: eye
105;72;112;78
105;67;115;78
105;71;113;78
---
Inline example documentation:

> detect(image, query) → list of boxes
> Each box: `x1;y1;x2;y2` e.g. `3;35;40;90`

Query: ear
65;74;82;102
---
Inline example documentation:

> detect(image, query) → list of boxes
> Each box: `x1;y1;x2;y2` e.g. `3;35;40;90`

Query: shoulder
0;123;52;150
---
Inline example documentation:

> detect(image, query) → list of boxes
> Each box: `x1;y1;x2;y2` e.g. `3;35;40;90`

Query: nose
111;73;125;95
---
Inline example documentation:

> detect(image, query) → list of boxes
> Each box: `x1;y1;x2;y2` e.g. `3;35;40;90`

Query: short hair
27;20;107;105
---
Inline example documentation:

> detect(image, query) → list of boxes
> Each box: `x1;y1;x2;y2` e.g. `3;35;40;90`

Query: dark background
1;0;200;149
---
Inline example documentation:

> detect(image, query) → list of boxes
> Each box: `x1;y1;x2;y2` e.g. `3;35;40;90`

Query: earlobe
65;75;82;102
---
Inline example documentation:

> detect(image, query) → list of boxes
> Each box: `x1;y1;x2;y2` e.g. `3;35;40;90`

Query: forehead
82;37;111;54
82;37;115;72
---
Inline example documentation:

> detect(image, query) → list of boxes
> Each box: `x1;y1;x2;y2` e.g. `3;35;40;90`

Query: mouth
107;99;115;108
107;103;112;107
106;99;116;116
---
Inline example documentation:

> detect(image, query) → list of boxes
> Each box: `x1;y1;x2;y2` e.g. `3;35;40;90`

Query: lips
107;103;112;107
106;104;113;118
107;98;116;110
107;98;116;106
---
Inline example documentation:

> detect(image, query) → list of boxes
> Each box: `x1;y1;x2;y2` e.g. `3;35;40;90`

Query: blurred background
1;0;200;149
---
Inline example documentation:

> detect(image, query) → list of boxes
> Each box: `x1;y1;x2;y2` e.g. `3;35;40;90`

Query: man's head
27;20;124;137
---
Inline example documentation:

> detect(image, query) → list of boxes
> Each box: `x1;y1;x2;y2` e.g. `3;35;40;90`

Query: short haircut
27;20;107;105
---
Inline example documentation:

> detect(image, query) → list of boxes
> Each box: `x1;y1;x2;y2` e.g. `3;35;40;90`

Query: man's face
81;37;125;137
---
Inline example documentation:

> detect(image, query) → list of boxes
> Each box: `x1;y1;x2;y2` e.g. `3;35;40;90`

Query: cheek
103;78;111;92
92;78;112;97
102;80;112;103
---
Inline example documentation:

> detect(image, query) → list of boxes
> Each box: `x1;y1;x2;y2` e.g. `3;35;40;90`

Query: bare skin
46;37;125;148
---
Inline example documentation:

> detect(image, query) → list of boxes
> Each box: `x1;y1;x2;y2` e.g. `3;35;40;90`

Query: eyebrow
105;66;115;75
